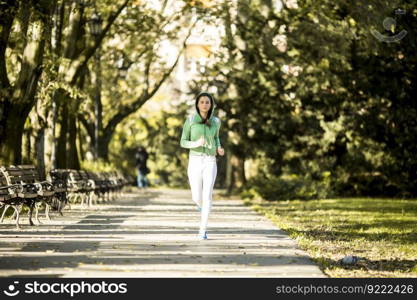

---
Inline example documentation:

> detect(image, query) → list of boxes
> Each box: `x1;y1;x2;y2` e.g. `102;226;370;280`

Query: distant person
135;146;149;189
180;92;225;240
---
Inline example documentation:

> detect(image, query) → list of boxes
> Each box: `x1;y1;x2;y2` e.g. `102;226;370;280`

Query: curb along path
0;188;325;277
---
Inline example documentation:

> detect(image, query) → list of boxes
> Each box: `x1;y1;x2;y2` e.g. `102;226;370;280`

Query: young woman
180;92;225;240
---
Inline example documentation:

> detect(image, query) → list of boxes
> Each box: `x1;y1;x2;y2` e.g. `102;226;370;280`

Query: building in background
153;0;223;107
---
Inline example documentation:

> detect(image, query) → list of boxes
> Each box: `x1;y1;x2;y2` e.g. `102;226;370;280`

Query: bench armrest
35;181;54;192
21;183;40;193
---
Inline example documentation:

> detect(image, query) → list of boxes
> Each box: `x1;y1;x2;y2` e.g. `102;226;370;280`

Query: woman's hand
217;147;225;156
196;136;205;147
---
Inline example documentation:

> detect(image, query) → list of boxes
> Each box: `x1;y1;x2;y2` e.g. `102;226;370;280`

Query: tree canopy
1;0;416;198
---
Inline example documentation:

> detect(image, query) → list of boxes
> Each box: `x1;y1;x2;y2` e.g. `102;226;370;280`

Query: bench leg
58;194;65;216
57;199;63;216
58;193;68;216
79;194;84;206
28;201;36;226
90;192;95;206
11;206;17;219
0;204;10;223
45;201;51;221
88;191;94;207
13;205;22;230
66;193;73;210
62;195;69;213
34;201;43;224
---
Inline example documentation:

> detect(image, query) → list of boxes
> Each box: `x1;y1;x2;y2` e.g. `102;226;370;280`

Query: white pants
187;154;217;233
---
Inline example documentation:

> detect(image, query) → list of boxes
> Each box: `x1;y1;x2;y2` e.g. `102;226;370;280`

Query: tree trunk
56;99;68;169
239;156;247;186
77;118;85;162
229;154;246;192
24;128;32;164
67;113;80;169
0;102;25;165
0;1;53;165
50;92;59;169
93;50;102;159
97;132;112;161
35;127;46;180
49;0;65;170
225;151;233;194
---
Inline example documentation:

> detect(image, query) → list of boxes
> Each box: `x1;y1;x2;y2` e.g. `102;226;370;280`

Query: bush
242;172;332;201
81;159;116;173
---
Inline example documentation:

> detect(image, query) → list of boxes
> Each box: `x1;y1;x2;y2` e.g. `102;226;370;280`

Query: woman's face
197;96;211;114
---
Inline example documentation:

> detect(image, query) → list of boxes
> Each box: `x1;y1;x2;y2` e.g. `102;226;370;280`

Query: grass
242;196;417;277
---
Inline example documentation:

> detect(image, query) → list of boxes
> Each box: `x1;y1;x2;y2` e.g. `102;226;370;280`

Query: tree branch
15;0;54;108
53;0;66;57
0;1;18;89
147;20;196;98
144;54;153;93
69;0;130;85
78;112;95;142
102;19;197;139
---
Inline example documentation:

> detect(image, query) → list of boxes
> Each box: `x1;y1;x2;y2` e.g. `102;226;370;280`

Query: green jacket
180;106;222;156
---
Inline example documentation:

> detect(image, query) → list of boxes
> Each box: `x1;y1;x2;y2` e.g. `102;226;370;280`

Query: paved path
0;188;325;277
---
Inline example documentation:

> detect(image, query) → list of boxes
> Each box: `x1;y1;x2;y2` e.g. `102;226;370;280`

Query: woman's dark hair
195;92;214;127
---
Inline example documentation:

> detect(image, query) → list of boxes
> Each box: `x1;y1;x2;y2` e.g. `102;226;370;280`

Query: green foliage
195;0;417;198
108;95;190;187
81;159;116;173
2;0;416;198
243;172;332;201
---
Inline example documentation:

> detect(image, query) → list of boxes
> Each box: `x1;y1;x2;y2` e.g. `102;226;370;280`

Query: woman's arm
215;118;225;156
180;117;201;148
215;118;222;149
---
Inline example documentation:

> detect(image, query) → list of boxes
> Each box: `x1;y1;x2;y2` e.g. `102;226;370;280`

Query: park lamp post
89;11;103;159
116;54;132;79
89;12;103;37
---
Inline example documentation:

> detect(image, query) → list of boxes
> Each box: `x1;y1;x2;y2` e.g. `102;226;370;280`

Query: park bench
16;165;56;223
0;170;24;229
97;172;113;202
77;170;96;206
1;165;129;229
119;171;131;186
0;165;46;227
101;172;119;201
84;171;108;205
104;172;123;200
48;169;70;215
60;169;127;207
107;171;126;199
66;169;90;206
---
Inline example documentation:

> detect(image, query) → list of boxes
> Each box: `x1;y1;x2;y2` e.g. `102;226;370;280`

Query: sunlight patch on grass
245;197;417;277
